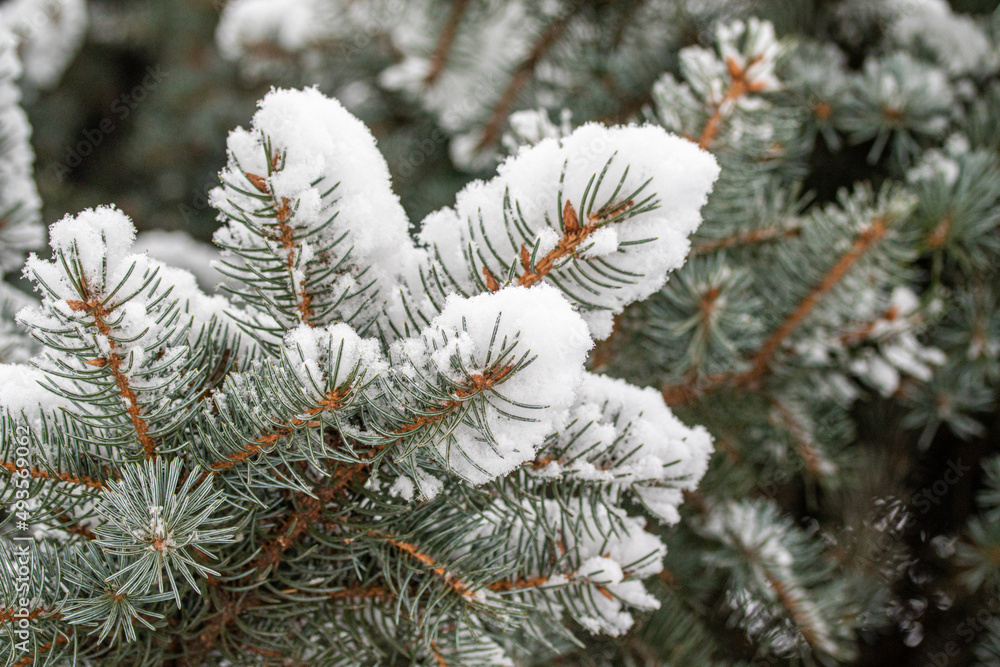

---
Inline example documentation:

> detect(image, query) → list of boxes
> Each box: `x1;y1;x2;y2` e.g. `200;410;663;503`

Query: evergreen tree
3;0;1000;665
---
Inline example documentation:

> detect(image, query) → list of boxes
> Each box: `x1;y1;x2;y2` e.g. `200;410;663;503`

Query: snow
135;230;221;292
389;285;591;485
215;0;396;79
680;17;781;120
14;207;244;438
860;53;954;135
217;0;324;61
212;87;424;331
413;468;443;500
388;474;414;501
907;149;959;186
380;0;535;168
417;122;719;339
502;108;573;155
889;0;995;76
0;0;87;89
0;25;43;274
532;372;713;524
715;18;781;94
479;498;666;636
0;363;66;424
282;322;386;392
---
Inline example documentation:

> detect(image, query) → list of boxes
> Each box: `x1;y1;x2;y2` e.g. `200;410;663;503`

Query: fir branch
192;588;258;656
12;629;73;667
66;286;156;459
517;200;611;288
691;223;803;255
925;212;954;249
744;215;888;379
698;55;771;150
429;640;448;667
55;513;98;541
760;567;822;653
662;213;892;404
208;387;352;473
766;396;828;480
389;364;514;436
484;199;635;292
322;585;393;601
424;0;470;86
0;461;105;490
380;534;477;600
476;6;582;151
243;155;315;326
250;468;358;572
0;607;56;624
838;302;901;345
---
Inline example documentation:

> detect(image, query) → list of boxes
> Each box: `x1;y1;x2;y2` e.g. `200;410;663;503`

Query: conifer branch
424;0;470;86
698;55;769;150
390;365;514;436
691;224;803;255
477;7;582;151
55;513;98;541
743;215;888;380
250;468;358;571
67;287;156;459
487;199;635;291
926;213;954;249
761;568;822;653
12;629;72;666
838;302;901;345
322;585;393;601
766;397;827;480
244;155;315;326
662;214;891;404
0;607;56;624
0;461;105;490
430;641;449;667
208;387;351;473
381;535;477;600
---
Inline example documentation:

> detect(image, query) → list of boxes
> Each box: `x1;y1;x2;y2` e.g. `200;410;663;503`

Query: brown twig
766;397;828;480
245;163;314;325
691;224;803;255
662;215;890;405
698;55;769;150
508;199;634;290
68;286;156;459
390;365;513;436
476;7;582;152
209;388;351;473
13;629;71;666
424;0;470;85
743;216;887;380
926;213;954;249
0;462;105;490
380;536;476;600
55;513;97;541
762;569;823;652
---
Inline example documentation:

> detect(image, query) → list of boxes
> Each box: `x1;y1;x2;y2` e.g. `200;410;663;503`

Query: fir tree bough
4;0;1000;665
0;81;718;664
